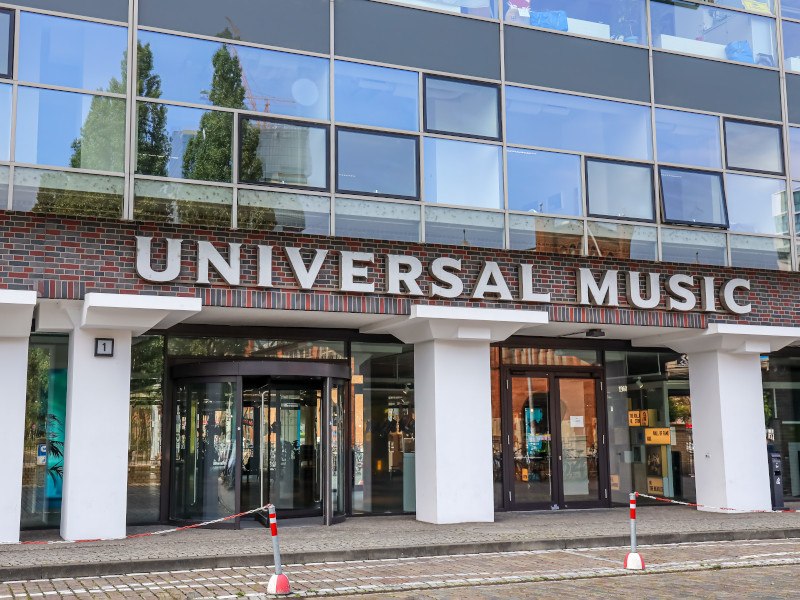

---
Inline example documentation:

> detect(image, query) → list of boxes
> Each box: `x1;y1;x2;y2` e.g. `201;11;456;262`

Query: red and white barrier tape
3;504;271;546
636;492;796;514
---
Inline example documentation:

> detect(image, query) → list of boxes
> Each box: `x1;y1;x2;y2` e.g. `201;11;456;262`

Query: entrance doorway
498;371;608;510
169;361;348;526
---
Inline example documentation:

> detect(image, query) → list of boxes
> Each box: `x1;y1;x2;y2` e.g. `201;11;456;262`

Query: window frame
658;166;729;229
723;118;785;176
237;114;330;192
0;8;13;80
422;73;502;142
335;126;420;201
584;157;656;223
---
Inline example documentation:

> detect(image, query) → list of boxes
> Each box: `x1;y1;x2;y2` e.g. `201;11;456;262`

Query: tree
136;42;171;178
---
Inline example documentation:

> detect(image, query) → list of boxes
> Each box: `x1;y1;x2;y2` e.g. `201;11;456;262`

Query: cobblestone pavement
3;538;800;598
5;505;800;573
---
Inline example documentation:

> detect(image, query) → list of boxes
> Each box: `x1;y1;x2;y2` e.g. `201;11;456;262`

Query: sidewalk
3;506;800;580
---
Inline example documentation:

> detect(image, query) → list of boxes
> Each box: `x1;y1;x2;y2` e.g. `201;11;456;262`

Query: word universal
135;236;753;315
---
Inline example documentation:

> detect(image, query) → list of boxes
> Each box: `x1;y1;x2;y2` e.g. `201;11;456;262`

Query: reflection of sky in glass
335;60;418;131
660;168;726;226
587;160;653;220
0;84;10;161
139;30;329;119
782;20;800;72
16;87;125;170
0;12;10;76
655;109;721;169
337;130;417;198
137;103;213;178
725;121;784;174
790;127;800;178
19;12;127;91
725;173;787;235
424;138;502;209
507;149;581;215
506;86;652;160
425;77;498;139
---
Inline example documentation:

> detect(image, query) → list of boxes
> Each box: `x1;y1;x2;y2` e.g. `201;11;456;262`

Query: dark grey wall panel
787;74;800;124
335;0;500;80
504;27;650;102
13;0;128;22
653;52;781;122
139;0;329;55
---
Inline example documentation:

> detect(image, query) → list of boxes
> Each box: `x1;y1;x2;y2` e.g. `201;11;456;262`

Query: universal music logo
135;236;754;316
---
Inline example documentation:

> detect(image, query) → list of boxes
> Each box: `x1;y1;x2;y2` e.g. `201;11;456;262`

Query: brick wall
1;211;796;328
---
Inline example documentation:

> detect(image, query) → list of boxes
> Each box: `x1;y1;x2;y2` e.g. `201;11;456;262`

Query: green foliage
136;42;171;178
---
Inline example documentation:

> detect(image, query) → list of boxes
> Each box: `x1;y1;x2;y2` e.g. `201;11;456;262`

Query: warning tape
636;492;796;514
3;504;271;546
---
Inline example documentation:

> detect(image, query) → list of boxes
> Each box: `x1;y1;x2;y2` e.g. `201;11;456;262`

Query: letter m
577;268;619;307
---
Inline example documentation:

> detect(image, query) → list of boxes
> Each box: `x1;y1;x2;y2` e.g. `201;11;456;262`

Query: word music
135;237;753;315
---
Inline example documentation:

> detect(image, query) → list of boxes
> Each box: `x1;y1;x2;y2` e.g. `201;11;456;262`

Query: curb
4;528;800;581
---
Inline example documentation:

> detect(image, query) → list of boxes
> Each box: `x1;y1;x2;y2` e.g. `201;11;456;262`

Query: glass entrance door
324;379;348;524
503;373;607;510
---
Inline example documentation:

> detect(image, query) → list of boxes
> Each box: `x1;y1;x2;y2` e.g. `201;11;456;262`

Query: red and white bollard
266;504;291;595
624;492;645;570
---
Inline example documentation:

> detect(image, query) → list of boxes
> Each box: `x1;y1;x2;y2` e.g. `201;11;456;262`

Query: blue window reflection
586;159;653;221
655;109;721;169
335;61;418;131
0;84;10;161
783;20;800;73
425;76;499;139
506;149;581;216
19;12;127;92
789;127;800;178
725;173;787;235
650;1;777;66
16;87;126;172
388;0;497;18
424;138;503;209
138;30;329;120
504;0;647;46
337;129;418;199
659;168;727;227
506;86;652;160
785;0;800;20
0;10;11;78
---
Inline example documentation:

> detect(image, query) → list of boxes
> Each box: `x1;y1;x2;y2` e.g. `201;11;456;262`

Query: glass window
13;166;124;218
424;76;500;140
730;234;791;270
655;109;721;169
128;335;164;525
586;159;654;221
783;20;800;73
389;0;497;17
725;173;788;235
239;117;328;190
785;1;800;20
133;179;232;228
661;228;727;266
725;120;784;175
710;0;774;13
334;198;420;242
0;9;12;78
351;342;415;515
425;206;505;248
790;127;800;178
337;129;419;199
19;13;127;92
137;102;233;183
506;148;582;216
0;83;10;161
508;214;583;253
0;165;8;207
167;337;346;359
794;181;800;234
137;30;329;120
504;0;647;45
587;220;657;260
660;168;727;227
16;87;125;172
238;190;330;235
423;138;503;209
21;334;69;529
506;86;652;160
650;1;777;66
334;61;418;131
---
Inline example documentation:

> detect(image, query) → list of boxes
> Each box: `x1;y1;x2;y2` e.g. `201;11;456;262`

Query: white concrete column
363;305;548;524
0;291;37;543
635;324;800;513
688;350;771;512
42;293;201;541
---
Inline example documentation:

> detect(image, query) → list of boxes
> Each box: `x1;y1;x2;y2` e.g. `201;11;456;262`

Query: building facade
5;0;800;542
